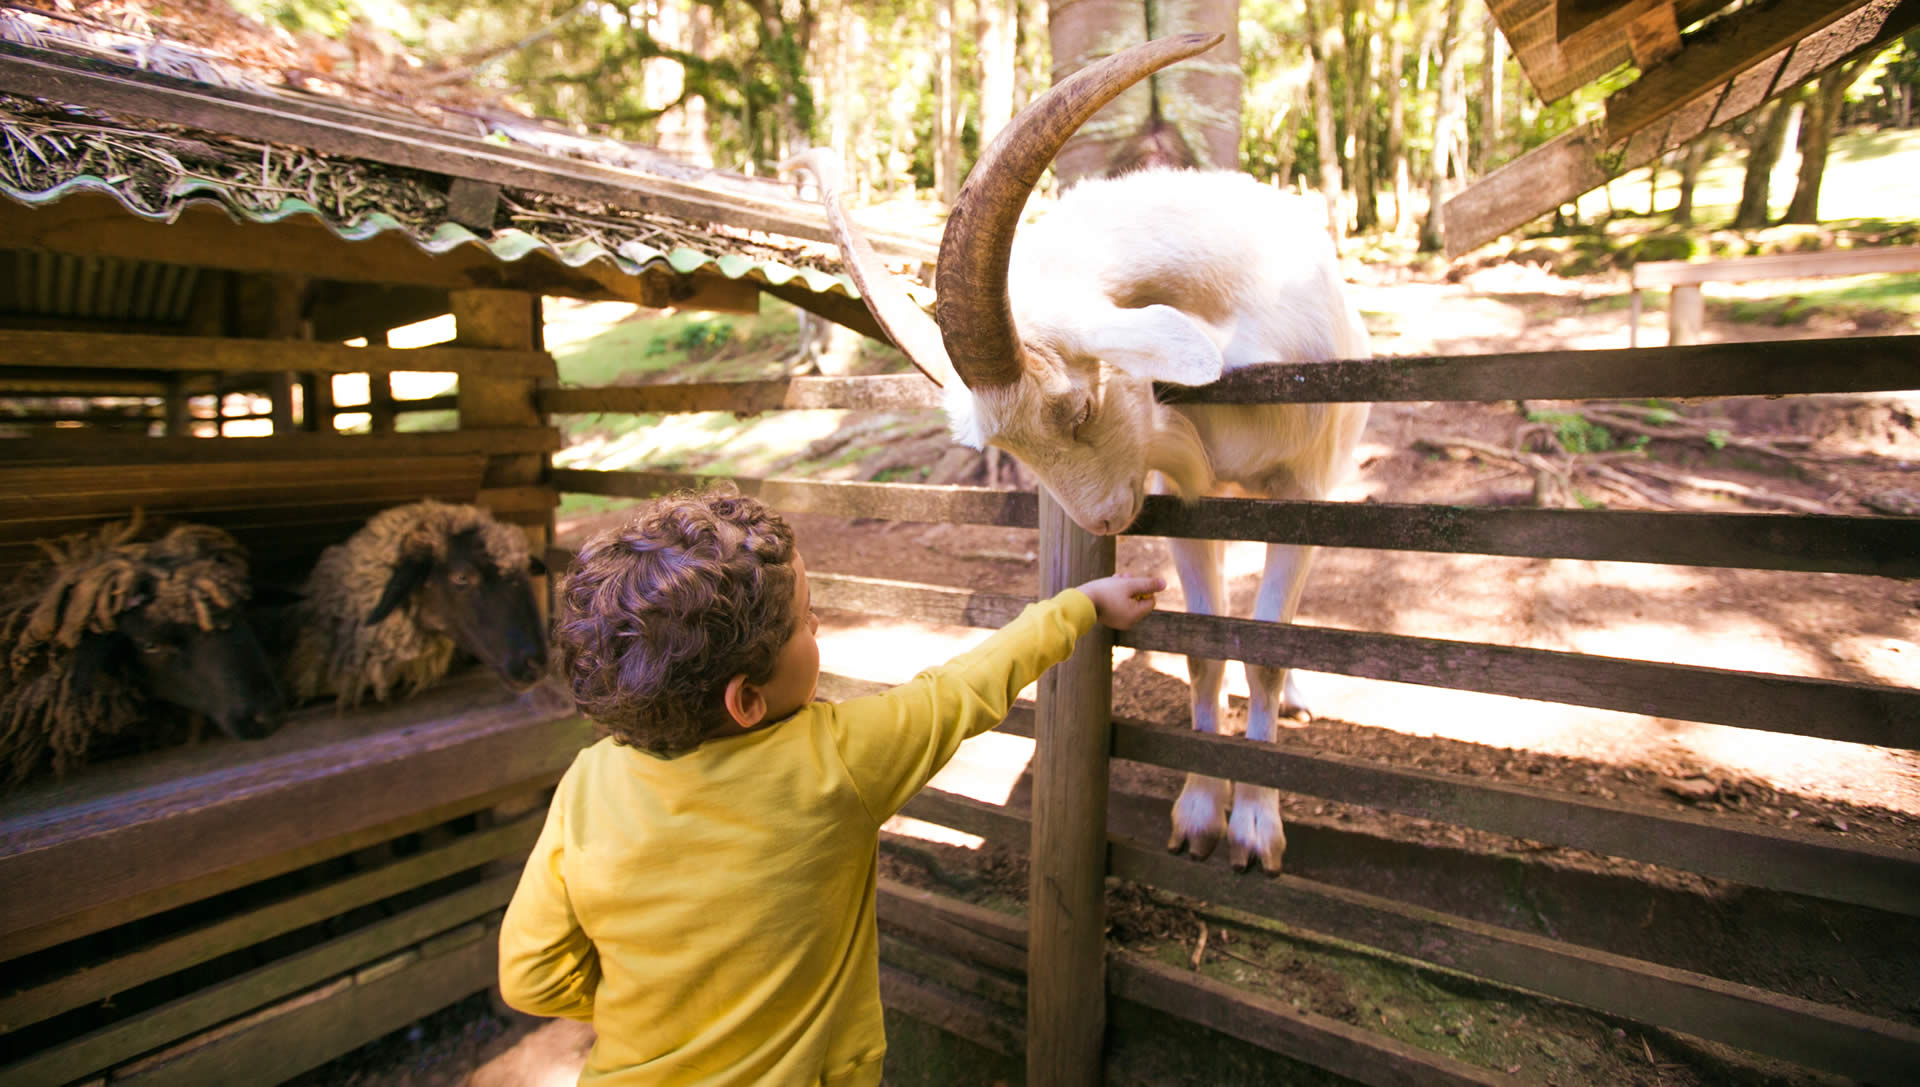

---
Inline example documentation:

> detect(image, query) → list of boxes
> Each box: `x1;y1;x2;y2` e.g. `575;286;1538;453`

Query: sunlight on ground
544;299;644;349
554;409;849;473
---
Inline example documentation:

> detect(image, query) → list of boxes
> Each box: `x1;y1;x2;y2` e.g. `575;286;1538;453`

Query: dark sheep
0;515;287;785
286;500;548;707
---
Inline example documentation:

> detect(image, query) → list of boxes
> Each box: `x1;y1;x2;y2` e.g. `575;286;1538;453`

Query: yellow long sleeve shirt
497;589;1096;1086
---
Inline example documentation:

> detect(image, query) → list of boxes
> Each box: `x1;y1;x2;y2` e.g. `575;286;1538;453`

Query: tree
1418;0;1465;252
1049;0;1241;185
1782;54;1876;224
1731;90;1799;229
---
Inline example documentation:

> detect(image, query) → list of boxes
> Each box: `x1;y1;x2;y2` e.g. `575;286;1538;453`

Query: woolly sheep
0;514;287;785
286;500;548;707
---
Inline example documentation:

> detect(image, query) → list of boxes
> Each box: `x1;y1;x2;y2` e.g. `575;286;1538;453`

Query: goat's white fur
950;168;1370;872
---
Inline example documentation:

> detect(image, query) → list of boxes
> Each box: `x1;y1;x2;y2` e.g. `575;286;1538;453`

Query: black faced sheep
0;515;287;785
286;500;548;707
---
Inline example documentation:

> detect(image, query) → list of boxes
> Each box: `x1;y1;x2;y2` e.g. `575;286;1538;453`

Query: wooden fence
547;331;1920;1085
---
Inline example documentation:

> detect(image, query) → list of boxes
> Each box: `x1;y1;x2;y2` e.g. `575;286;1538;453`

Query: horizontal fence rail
808;574;1918;751
555;470;1920;576
0;330;556;378
891;785;1920;1086
534;335;1920;413
810;576;1920;916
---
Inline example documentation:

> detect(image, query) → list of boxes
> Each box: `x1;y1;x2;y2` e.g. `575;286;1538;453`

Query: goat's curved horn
781;149;960;389
935;33;1226;389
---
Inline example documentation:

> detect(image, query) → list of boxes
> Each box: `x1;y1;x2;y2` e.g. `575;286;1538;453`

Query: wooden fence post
451;288;553;621
1669;284;1704;346
1028;489;1116;1086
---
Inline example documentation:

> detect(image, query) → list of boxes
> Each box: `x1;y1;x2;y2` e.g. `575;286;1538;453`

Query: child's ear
722;673;767;730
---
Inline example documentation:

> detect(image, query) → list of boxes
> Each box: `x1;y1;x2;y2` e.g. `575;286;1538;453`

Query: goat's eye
1071;402;1095;442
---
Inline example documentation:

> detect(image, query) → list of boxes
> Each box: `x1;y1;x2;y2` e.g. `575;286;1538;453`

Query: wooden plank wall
545;331;1920;1084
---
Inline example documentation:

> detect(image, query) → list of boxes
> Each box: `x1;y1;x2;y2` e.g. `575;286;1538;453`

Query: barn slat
0;875;515;1087
0;329;555;378
0;675;588;959
539;374;944;416
107;918;502;1087
0;813;542;1035
2;429;562;465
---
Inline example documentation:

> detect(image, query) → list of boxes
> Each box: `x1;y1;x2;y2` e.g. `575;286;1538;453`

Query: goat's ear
1086;305;1224;386
366;556;432;626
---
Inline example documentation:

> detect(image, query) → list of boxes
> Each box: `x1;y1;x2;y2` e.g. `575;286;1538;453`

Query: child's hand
1077;575;1166;631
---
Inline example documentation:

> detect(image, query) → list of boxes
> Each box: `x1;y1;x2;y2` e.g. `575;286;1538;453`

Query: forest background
234;0;1920;258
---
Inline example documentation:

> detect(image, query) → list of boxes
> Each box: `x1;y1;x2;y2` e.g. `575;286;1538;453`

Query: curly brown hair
554;487;797;756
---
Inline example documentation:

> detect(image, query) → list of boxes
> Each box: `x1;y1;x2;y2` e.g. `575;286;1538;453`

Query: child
499;486;1161;1086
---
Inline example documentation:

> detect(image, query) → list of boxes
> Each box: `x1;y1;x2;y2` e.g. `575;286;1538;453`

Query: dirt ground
296;265;1919;1085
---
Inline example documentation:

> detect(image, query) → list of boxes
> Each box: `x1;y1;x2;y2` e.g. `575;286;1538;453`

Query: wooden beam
1608;0;1876;140
0;329;555;377
1026;491;1114;1087
537;374;942;416
758;279;894;346
1446;0;1920;255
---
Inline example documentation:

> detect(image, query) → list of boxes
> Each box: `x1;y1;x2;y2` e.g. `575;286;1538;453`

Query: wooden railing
1629;245;1920;347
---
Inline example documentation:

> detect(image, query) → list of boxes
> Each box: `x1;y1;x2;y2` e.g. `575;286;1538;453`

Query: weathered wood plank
1159;335;1920;402
1110;719;1920;916
538;374;943;416
1606;0;1880;141
809;577;1916;748
0;815;541;1034
2;428;562;464
1109;954;1518;1087
0;330;555;378
1111;845;1920;1084
1124;495;1920;577
0;675;588;957
1117;609;1918;750
0;457;487;521
1027;492;1115;1087
879;963;1024;1058
877;879;1028;975
1631;244;1920;287
0;875;515;1087
109;918;502;1087
552;468;1041;528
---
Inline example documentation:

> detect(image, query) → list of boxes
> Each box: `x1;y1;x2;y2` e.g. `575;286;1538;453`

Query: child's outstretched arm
829;574;1163;821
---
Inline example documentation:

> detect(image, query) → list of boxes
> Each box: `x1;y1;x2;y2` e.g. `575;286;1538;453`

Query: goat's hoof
1168;827;1222;861
1228;842;1284;876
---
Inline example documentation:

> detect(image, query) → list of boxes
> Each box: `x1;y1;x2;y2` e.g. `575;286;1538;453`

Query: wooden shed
0;16;929;1084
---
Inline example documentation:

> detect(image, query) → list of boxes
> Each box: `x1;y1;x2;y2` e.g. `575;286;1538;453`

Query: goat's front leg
1232;540;1316;874
1165;533;1233;861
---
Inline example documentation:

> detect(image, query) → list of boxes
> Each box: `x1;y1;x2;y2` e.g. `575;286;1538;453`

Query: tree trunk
1386;0;1408;233
1049;0;1240;186
935;0;961;202
1783;59;1869;224
1304;0;1346;245
1673;135;1714;226
1477;13;1502;171
1346;0;1379;232
1732;91;1798;228
1419;0;1466;252
978;0;1018;148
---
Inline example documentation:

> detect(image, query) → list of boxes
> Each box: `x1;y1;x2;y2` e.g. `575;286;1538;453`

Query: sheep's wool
0;516;252;784
286;500;531;707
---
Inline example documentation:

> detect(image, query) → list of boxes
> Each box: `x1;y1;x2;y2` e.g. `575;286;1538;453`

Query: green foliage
230;0;363;35
1528;411;1616;454
1624;231;1699;265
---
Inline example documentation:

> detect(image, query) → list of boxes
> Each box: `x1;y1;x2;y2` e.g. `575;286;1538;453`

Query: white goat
791;33;1369;874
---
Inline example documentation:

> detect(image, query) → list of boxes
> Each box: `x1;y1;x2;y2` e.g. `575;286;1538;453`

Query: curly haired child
498;485;1161;1086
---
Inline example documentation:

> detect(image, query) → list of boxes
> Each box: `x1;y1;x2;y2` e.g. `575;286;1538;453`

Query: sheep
791;33;1371;874
0;514;287;785
286;500;548;707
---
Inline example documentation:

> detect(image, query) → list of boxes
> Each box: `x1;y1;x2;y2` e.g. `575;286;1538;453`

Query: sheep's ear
1085;305;1224;386
366;556;432;626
